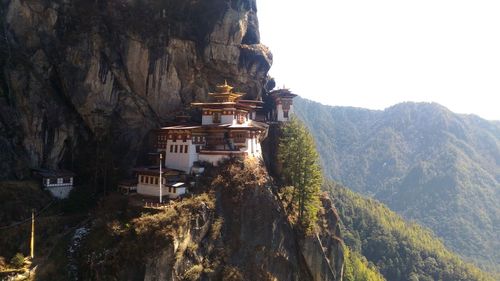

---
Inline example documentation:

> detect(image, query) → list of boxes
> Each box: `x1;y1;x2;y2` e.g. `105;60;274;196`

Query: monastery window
155;178;159;185
184;145;188;153
237;114;245;124
179;145;183;153
234;132;246;143
170;145;174;153
284;111;289;118
213;112;221;123
49;178;57;185
168;187;172;193
175;145;178;153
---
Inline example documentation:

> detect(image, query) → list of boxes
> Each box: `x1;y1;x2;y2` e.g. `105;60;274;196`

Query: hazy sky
258;0;500;120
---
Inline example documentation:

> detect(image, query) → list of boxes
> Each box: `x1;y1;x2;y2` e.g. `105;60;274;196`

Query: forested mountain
325;181;495;281
294;98;500;272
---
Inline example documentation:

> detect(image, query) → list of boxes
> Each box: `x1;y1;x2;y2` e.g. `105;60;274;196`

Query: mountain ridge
294;97;500;272
325;180;496;281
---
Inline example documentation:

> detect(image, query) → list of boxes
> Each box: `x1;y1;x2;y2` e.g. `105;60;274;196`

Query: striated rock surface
0;0;272;179
52;161;344;281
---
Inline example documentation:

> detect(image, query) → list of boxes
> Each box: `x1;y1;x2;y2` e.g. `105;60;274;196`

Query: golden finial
216;80;233;93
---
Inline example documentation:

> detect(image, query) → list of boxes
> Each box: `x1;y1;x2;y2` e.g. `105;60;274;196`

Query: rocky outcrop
63;161;344;281
0;0;272;179
302;195;344;281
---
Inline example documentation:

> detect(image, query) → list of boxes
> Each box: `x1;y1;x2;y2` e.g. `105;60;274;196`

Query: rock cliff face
49;161;343;281
0;0;272;179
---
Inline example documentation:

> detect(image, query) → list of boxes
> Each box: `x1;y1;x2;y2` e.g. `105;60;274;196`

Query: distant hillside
294;98;500;272
325;181;495;281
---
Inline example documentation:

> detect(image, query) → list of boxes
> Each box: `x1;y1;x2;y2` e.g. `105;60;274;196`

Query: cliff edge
35;160;344;281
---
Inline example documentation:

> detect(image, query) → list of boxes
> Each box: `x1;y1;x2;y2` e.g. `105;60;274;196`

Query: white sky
258;0;500;120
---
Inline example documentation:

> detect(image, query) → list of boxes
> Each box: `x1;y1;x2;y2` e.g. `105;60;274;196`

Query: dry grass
182;264;203;281
212;158;268;191
210;218;224;240
222;266;244;281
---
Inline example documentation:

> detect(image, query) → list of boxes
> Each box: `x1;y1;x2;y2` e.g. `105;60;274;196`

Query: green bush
10;252;24;268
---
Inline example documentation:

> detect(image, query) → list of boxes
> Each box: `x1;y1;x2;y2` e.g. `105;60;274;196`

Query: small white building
134;167;187;199
32;169;75;199
269;88;297;122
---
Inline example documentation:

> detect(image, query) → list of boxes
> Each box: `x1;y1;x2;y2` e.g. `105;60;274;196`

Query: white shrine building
32;169;75;199
133;167;187;199
269;88;297;122
155;82;270;173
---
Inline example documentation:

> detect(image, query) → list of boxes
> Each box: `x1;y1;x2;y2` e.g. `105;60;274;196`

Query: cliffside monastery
36;82;296;200
130;82;297;200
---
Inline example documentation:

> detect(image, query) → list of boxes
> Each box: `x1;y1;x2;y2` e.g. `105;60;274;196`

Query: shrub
0;256;7;270
10;253;24;268
210;218;224;240
183;264;203;281
222;266;243;281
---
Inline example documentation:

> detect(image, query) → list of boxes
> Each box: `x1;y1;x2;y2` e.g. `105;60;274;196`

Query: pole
159;153;163;203
30;209;34;259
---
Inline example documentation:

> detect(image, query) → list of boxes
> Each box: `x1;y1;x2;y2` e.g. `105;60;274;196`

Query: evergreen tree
343;246;386;281
278;117;322;233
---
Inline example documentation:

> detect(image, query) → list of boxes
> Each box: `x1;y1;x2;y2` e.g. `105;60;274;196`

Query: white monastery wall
198;153;229;165
47;185;73;199
137;182;169;197
164;139;198;172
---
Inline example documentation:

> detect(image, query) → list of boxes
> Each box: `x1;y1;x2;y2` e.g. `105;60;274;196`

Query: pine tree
278;117;322;233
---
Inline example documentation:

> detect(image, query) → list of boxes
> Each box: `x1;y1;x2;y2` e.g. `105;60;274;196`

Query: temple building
269;88;297;122
32;169;75;199
133;167;187;199
155;82;269;173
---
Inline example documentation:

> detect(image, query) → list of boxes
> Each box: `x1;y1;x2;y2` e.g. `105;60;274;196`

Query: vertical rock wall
0;0;272;179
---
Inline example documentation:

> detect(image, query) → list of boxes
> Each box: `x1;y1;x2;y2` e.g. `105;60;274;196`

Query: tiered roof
191;81;259;112
270;88;298;99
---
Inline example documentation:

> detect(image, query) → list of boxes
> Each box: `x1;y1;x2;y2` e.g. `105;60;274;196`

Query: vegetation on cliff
0;181;88;279
343;246;386;281
325;181;495;281
29;159;343;280
278;117;323;233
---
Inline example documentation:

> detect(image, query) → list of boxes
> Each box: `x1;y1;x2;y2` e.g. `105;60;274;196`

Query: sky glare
258;0;500;120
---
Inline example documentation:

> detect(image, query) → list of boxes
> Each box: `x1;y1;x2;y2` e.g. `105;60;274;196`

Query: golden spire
216;80;233;93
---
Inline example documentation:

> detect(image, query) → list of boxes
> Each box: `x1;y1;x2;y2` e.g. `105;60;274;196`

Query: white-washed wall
198;153;229;165
47;185;73;199
164;139;198;172
137;183;186;198
137;183;169;197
